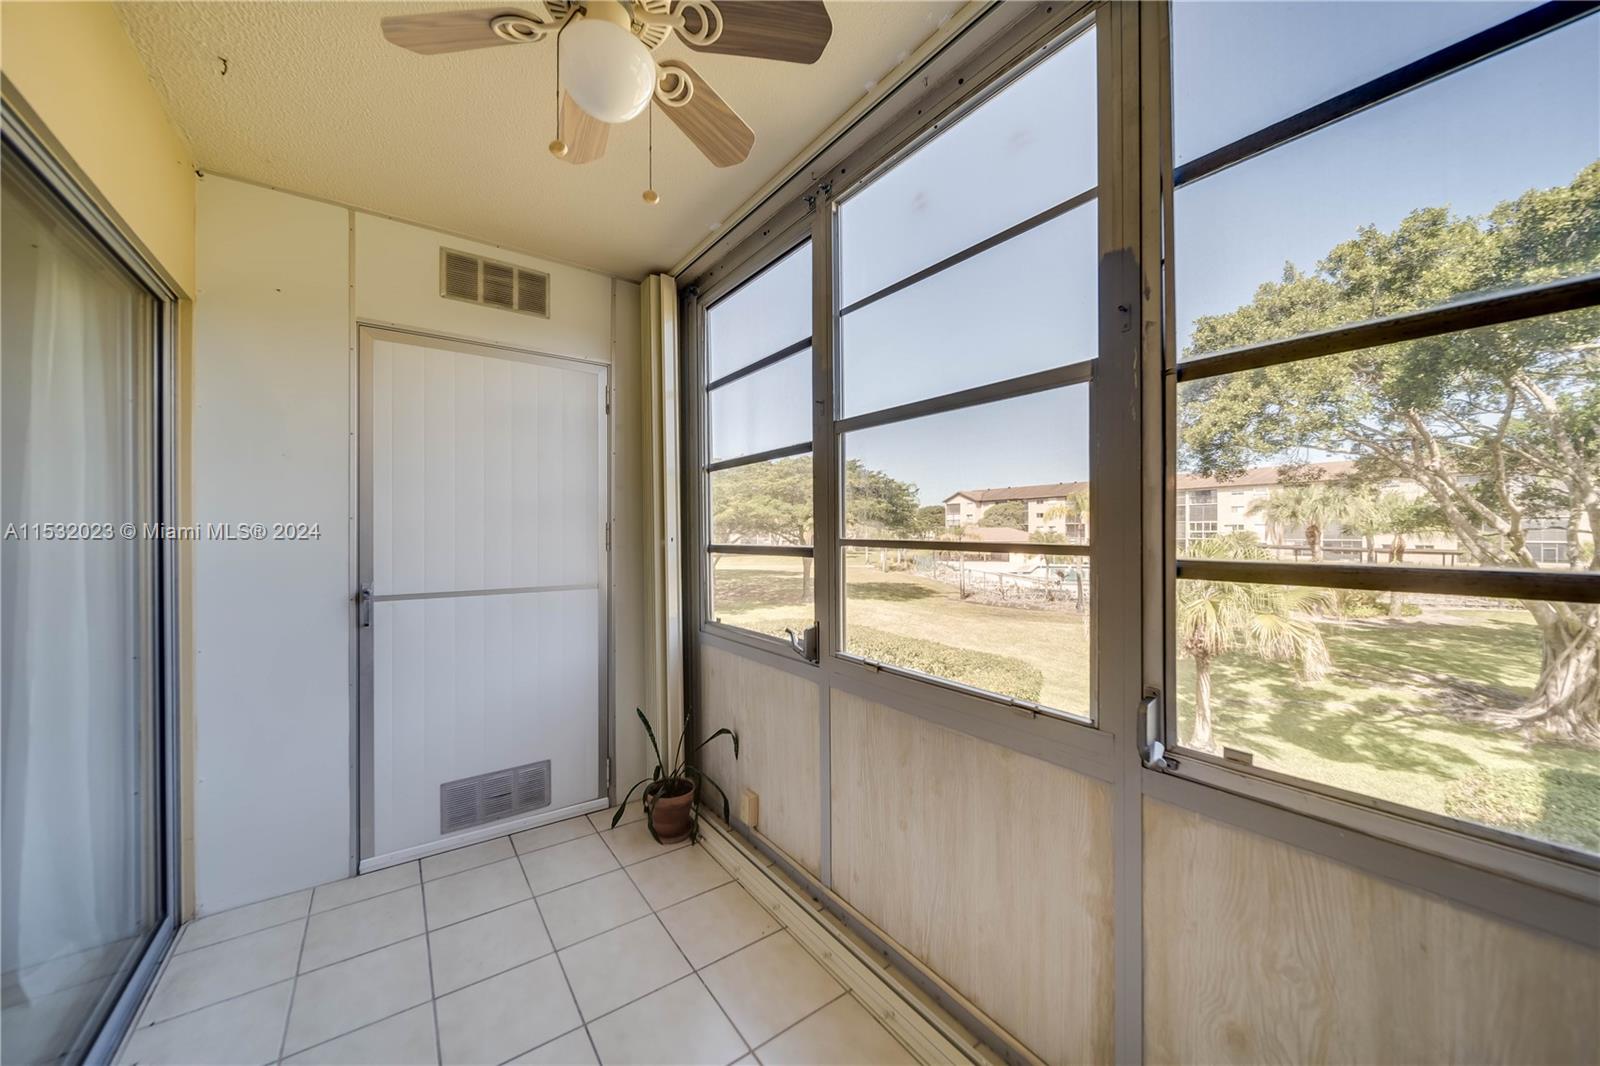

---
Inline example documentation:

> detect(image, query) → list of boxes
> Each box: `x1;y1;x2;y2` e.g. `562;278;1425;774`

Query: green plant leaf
688;767;732;822
610;778;649;828
690;727;738;759
635;707;665;776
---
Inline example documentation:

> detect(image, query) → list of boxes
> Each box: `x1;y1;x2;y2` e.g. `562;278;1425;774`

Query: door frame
355;324;614;870
1;90;183;1066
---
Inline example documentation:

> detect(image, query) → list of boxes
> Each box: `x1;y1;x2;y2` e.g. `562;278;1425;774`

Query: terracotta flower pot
645;778;696;843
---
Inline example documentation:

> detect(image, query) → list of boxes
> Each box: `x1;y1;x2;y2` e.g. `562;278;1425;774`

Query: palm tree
1043;490;1090;542
1177;534;1334;751
1247;483;1350;561
1343;489;1410;564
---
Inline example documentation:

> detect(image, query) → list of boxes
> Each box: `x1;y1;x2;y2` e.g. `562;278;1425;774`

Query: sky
706;4;1600;507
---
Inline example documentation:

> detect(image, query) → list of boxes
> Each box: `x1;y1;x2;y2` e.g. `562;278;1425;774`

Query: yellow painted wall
1;1;196;295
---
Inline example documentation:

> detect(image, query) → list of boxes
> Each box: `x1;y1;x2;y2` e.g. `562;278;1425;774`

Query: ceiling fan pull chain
549;16;569;158
643;100;660;204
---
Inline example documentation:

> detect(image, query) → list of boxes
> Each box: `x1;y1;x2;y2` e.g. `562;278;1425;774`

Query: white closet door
362;331;607;860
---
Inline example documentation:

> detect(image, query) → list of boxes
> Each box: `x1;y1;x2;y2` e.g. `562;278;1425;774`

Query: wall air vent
439;759;551;834
438;247;550;318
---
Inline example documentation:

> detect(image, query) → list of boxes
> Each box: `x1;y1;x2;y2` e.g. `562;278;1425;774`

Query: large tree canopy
1180;162;1599;738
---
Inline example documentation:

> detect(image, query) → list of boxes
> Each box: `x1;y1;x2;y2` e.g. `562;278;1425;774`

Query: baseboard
696;815;1029;1066
359;797;611;873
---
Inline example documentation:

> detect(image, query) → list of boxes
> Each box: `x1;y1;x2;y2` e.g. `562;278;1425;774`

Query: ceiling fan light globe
562;17;655;124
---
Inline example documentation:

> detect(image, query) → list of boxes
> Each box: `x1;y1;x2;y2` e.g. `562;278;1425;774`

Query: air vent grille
439;759;551;834
442;250;480;301
439;247;550;318
516;269;549;316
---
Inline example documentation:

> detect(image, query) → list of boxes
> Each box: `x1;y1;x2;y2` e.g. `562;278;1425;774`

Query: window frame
1156;1;1600;899
1;97;184;1064
683;0;1118;775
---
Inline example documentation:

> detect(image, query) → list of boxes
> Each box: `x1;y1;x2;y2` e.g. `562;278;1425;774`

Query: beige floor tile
520;836;618;896
311;863;419;915
141;922;303;1024
536;869;650;949
118;981;292;1065
701;933;843;1048
658;883;781;969
626;845;731;910
176;891;310;954
420;837;513;882
587;804;645;832
422;857;530;930
300;886;424;972
587;976;747;1066
507;1028;596;1065
283;1002;438;1065
434;956;579;1066
599;819;688;867
283;937;432;1055
511;817;595;856
427;899;553;995
732;1057;757;1066
754;996;916;1066
557;916;691;1021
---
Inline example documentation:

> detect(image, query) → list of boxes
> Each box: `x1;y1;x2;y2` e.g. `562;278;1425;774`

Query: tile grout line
418;873;445;1066
273;890;314;1065
492;1022;590;1066
749;990;851;1060
517;833;595;1063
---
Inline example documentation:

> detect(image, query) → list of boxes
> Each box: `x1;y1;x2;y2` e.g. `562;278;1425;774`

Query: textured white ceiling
117;0;961;278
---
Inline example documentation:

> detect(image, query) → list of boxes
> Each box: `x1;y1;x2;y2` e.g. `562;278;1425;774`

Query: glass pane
710;454;813;547
840;386;1089;542
843;548;1090;717
839;25;1096;306
1175;308;1599;571
1175;16;1600;360
708;350;811;463
708;553;814;639
2;159;160;1064
839;205;1097;417
1175;579;1598;855
1172;1;1539;165
707;241;811;380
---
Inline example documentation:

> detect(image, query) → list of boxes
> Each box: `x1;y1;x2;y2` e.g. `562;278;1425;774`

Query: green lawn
711;556;1600;852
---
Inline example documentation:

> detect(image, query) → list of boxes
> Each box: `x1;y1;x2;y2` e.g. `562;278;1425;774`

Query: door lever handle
356;584;374;628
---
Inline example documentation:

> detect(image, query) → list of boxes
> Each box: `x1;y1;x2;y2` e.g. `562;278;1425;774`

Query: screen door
358;327;608;866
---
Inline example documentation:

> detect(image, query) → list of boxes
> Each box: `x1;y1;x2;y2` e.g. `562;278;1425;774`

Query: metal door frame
356;324;613;867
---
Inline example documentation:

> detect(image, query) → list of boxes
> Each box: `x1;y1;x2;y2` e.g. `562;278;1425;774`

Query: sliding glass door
1;141;173;1064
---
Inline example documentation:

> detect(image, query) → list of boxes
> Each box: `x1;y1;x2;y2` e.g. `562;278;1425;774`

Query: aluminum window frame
694;216;819;656
1156;1;1600;898
1;92;184;1065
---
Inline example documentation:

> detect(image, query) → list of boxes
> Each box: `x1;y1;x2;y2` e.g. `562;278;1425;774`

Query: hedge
846;625;1044;703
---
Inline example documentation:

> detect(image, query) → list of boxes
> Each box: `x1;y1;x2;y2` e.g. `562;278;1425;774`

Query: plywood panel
695;645;821;873
829;691;1114;1065
1144;800;1600;1065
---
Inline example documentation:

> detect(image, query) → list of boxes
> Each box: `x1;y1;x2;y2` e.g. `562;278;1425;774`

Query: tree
710;456;814;593
1181;163;1600;738
1176;534;1333;751
1044;490;1091;540
977;500;1027;529
843;459;919;537
1246;482;1351;561
911;505;948;539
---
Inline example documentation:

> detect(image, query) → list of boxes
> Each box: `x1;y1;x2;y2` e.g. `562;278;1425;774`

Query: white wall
192;175;645;914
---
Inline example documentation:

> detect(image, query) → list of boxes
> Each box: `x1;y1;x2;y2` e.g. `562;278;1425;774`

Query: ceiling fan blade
381;7;547;55
559;92;610;164
656;61;754;167
683;1;831;64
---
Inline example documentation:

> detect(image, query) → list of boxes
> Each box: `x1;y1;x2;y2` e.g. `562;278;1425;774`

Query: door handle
356;584;374;628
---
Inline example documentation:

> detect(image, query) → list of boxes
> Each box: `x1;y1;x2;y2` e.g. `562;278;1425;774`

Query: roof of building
944;480;1089;504
953;525;1032;543
1175;460;1359;491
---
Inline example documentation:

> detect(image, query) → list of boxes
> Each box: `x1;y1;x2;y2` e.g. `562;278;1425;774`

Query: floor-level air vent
439;246;551;318
440;759;551;834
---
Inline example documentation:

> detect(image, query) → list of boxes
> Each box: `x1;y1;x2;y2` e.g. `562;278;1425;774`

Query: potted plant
612;707;738;844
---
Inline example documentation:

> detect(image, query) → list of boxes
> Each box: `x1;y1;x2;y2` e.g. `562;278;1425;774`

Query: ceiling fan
381;1;832;196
